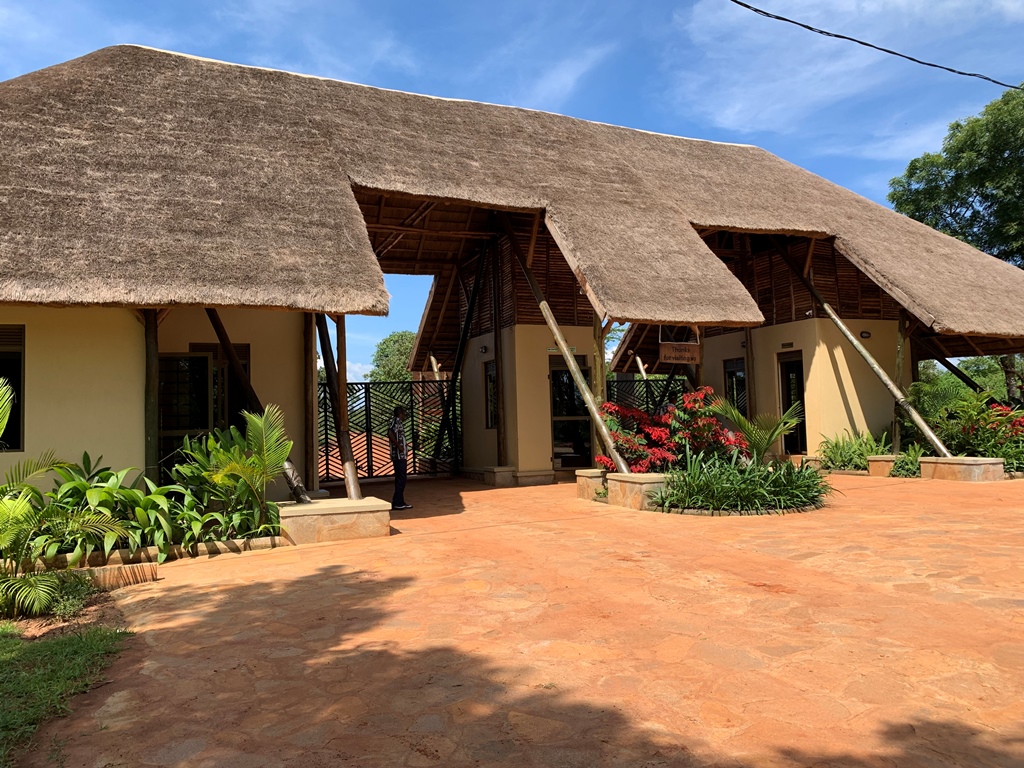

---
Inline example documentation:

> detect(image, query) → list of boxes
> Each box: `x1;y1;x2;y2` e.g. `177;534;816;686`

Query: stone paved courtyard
29;476;1024;767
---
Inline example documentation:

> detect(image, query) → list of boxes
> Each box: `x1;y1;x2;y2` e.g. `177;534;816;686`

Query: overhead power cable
727;0;1023;91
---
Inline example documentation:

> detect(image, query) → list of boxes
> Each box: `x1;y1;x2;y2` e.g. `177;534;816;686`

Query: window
549;355;592;469
723;357;748;418
0;325;25;451
484;360;497;429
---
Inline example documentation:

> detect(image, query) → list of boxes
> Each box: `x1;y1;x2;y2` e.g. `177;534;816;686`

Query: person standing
388;406;412;510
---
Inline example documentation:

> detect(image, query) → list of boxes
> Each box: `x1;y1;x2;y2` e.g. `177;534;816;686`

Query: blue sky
2;0;1022;377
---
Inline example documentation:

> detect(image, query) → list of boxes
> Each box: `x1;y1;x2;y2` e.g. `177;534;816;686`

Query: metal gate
606;378;687;414
319;380;461;482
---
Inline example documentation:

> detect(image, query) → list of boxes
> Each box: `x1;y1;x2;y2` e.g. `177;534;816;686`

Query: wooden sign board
659;342;701;365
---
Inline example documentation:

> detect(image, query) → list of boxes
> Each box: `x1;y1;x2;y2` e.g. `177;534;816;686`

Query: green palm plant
0;378;123;617
709;398;805;464
209;404;292;529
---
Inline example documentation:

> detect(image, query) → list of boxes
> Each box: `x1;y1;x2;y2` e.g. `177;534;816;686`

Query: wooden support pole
593;314;607;406
635;355;649;380
433;249;488;465
491;243;508;466
893;311;907;454
429;355;441;381
314;314;362;500
499;213;629;474
205;308;313;502
744;327;757;415
303;312;318;492
770;240;951;458
914;336;985;393
334;315;363;500
144;309;159;484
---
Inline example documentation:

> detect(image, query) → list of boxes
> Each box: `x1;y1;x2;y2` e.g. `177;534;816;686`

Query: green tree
889;84;1024;399
367;331;415;382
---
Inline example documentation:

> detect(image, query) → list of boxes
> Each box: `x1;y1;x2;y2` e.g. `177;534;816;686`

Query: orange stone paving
28;476;1024;767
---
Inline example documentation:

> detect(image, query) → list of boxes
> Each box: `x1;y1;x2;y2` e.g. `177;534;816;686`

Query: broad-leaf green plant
709;398;804;464
209;405;292;529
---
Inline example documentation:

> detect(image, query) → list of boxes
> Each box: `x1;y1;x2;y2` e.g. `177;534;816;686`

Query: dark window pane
484;360;497;429
551;369;589;418
553;420;592;468
159;356;211;433
0;350;24;451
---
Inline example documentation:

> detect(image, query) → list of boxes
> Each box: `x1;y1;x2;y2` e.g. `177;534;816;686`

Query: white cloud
669;0;1024;136
347;361;373;382
215;0;417;82
516;43;616;111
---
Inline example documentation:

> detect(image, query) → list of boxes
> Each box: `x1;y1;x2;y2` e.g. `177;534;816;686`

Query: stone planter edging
37;535;289;570
658;504;821;517
920;456;1004;482
606;472;667;511
867;455;897;477
575;468;607;501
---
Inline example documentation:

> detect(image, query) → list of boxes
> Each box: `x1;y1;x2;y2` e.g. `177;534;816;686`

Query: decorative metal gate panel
606;378;687;415
319;380;461;482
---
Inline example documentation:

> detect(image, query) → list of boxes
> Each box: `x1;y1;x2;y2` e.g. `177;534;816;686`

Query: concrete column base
867;455;897;477
484;465;516;487
919;456;1004;482
607;473;667;511
575;468;607;500
280;497;391;544
514;470;556;487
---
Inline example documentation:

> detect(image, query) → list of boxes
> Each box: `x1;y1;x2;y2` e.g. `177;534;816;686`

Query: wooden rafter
365;222;494;239
375;201;436;256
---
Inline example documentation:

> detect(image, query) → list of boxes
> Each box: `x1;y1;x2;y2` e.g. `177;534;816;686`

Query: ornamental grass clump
819;430;891;471
651;449;831;514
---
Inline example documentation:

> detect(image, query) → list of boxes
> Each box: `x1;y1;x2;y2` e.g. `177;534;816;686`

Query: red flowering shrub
933;392;1024;472
597;386;748;473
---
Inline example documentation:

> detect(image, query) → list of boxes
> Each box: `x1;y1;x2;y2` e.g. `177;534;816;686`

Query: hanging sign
659;342;701;365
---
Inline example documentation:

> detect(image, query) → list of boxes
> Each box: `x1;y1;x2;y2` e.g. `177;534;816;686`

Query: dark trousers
392;454;407;508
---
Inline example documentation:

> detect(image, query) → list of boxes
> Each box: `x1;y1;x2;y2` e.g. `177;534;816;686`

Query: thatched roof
3;45;1024;334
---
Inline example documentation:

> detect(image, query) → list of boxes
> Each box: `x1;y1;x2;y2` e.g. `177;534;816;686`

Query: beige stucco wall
461;331;498;469
510;324;596;473
158;308;307;500
702;332;746;396
703;318;910;456
0;307;145;477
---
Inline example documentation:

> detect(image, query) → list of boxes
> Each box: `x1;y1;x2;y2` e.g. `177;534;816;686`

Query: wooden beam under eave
525;212;541;268
205;308;313;504
802;237;817;277
143;309;159;483
303;312;318;492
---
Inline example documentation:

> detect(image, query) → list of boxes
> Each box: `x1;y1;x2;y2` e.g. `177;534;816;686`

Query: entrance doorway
550;355;592;469
778;351;807;455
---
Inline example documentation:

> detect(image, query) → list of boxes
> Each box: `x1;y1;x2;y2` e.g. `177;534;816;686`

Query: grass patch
0;621;126;766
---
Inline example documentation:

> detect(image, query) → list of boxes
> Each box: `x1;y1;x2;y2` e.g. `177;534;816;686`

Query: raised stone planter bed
576;468;607;500
867;455;897;477
919;456;1004;482
279;496;391;544
606;472;667;511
